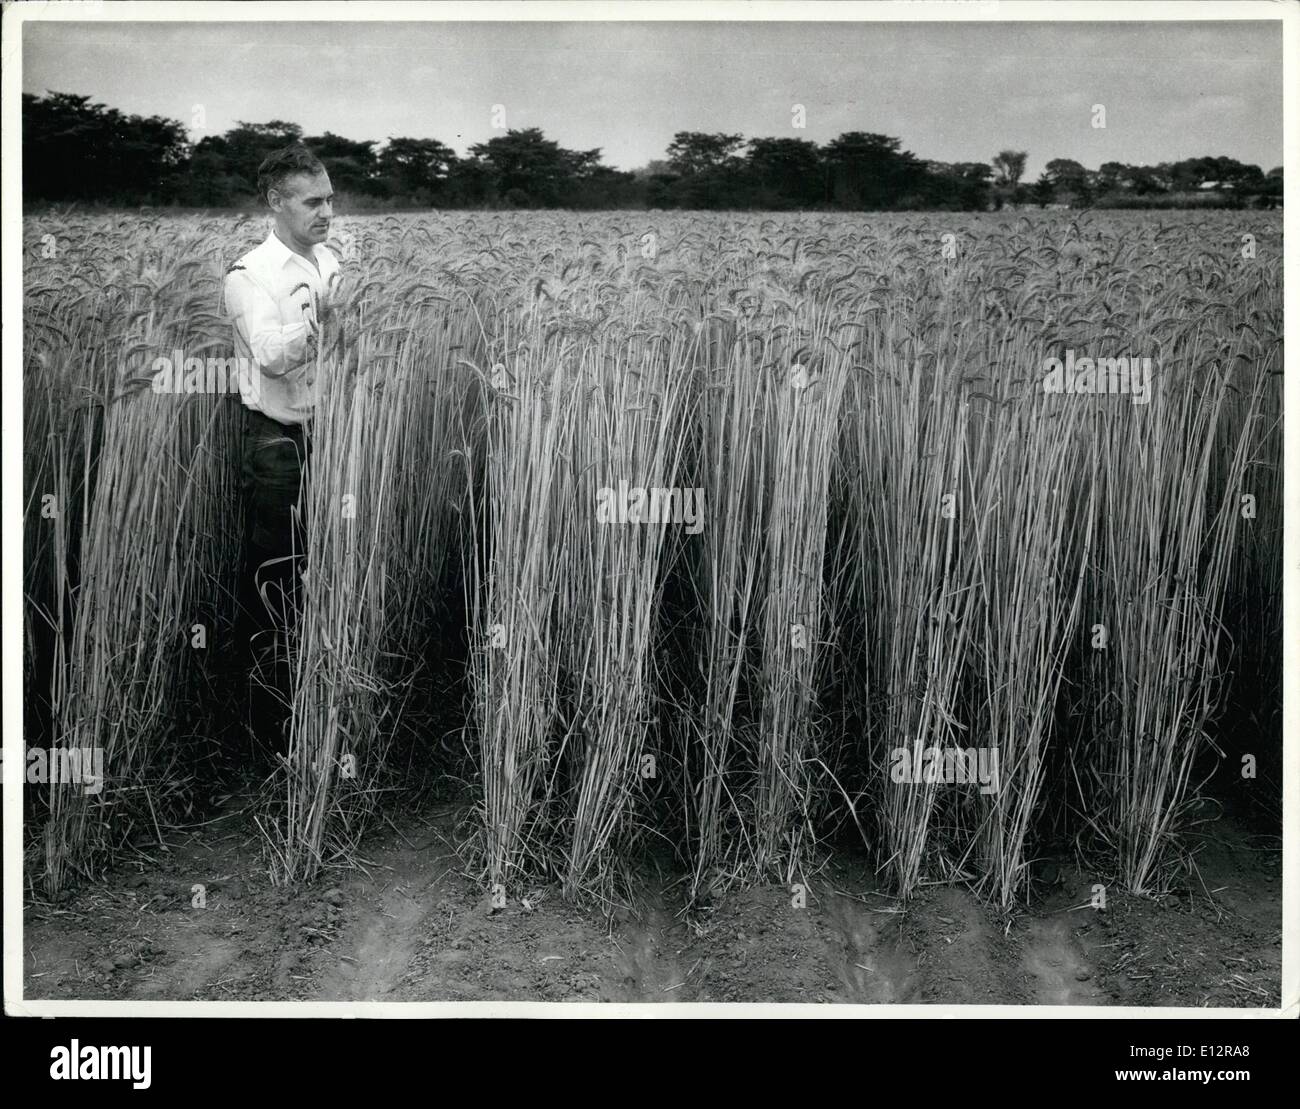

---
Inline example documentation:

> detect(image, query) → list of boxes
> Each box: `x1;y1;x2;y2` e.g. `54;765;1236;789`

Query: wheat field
22;209;1282;909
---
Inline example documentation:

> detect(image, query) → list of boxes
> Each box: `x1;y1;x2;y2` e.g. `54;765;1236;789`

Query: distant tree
1146;164;1176;193
1259;166;1283;208
1043;158;1094;206
1028;176;1056;207
179;145;246;207
376;137;458;203
1126;165;1165;196
665;132;746;176
24;92;190;204
660;132;747;207
989;150;1028;209
745;137;824;208
992;150;1027;187
185;120;305;203
921;160;994;210
1096;161;1128;193
467;128;610;207
1216;158;1265;201
1146;156;1264;204
639;163;682;209
823;132;924;209
305;132;381;197
569;165;643;209
18;87;1283;214
631;159;672;180
444;157;492;207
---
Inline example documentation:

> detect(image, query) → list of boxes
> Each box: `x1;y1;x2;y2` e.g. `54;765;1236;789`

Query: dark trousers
237;408;311;749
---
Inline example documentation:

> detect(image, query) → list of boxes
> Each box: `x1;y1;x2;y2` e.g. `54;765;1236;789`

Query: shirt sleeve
223;269;315;378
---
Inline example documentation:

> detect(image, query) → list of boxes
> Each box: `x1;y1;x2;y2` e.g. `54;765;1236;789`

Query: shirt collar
264;229;322;272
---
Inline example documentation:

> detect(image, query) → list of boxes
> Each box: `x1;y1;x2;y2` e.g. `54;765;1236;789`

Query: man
224;145;341;746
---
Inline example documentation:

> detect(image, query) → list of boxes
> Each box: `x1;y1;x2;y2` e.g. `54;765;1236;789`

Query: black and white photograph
4;0;1295;1040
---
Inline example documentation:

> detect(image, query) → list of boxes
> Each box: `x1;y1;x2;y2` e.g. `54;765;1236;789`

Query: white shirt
223;230;341;425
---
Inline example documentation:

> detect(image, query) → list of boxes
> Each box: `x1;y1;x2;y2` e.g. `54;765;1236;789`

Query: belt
247;408;309;437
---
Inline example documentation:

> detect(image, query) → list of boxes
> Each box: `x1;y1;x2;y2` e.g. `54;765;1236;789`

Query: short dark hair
257;145;326;205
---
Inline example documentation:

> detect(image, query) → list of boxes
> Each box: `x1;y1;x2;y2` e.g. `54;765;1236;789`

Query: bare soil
22;797;1281;1008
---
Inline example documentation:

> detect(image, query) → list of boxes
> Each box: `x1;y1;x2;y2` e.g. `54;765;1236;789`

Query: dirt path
1022;917;1107;1005
826;898;918;1002
318;877;429;1001
610;898;693;999
21;802;1281;1008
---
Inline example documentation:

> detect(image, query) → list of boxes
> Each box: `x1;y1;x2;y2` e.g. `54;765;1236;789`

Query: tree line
23;91;1283;211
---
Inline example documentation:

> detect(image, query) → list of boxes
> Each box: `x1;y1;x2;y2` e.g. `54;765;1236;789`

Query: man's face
270;171;334;248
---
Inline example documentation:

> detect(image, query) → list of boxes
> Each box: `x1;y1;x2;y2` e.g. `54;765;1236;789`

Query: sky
22;18;1285;179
